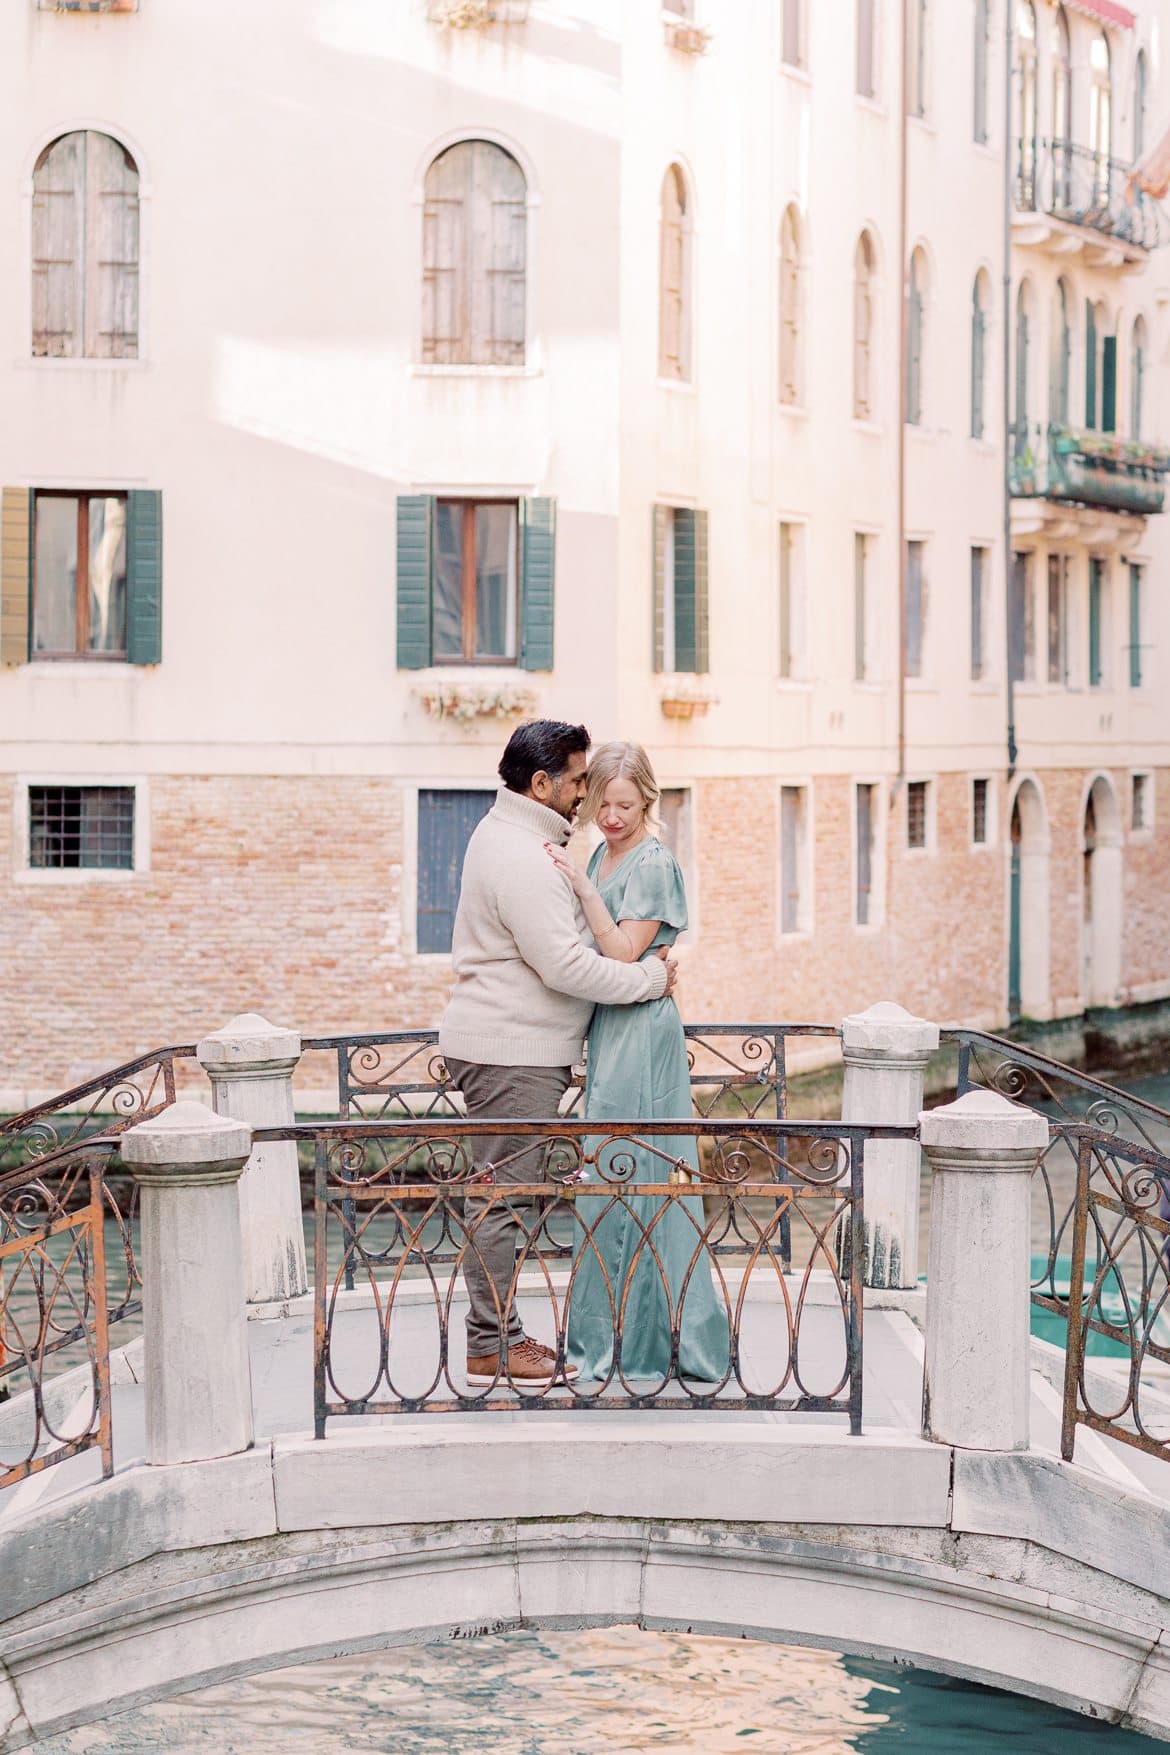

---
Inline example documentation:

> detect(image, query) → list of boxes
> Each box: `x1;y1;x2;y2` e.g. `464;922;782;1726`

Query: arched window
970;270;990;439
658;164;692;382
853;231;876;420
1049;278;1072;424
973;0;990;145
32;131;139;359
856;0;876;98
422;139;527;367
778;205;803;406
1014;280;1032;455
1016;1;1038;209
1134;48;1148;162
1085;297;1112;430
1090;32;1112;203
906;247;927;426
1131;315;1147;438
1053;7;1073;207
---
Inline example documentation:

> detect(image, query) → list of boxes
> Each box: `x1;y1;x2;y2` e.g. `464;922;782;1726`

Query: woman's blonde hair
579;741;660;830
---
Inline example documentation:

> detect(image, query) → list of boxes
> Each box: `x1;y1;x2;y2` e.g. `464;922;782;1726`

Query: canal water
23;1626;1164;1752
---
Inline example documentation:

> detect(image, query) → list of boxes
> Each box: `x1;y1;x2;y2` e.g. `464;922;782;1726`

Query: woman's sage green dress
566;838;731;1384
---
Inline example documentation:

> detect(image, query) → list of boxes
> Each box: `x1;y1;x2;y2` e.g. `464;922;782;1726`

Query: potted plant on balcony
413;682;539;725
660;682;718;721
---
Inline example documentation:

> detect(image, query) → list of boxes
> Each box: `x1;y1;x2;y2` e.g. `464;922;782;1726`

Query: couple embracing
439;718;730;1390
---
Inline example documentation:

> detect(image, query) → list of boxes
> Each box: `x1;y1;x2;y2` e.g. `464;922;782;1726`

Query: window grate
973;778;989;845
907;781;928;850
29;785;134;870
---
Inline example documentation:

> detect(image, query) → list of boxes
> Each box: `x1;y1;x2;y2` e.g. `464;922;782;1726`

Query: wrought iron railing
1016;136;1168;251
1008;419;1170;516
249;1116;911;1432
0;1044;197;1173
0;1138;119;1490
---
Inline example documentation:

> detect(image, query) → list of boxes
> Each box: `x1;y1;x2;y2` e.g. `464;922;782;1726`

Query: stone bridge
3;1007;1170;1747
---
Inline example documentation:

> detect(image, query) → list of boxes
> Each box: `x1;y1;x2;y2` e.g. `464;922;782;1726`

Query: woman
545;742;730;1385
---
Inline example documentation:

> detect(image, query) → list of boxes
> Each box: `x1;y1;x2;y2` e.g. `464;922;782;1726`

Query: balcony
1013;139;1167;267
1009;421;1170;540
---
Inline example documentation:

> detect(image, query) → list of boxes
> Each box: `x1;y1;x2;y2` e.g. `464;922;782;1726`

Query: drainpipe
1004;0;1018;780
895;0;909;804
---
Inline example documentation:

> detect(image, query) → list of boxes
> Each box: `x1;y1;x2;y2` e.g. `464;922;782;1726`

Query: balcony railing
1009;420;1170;516
1015;138;1168;253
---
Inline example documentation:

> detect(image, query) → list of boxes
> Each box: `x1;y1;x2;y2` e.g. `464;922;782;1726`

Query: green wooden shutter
1101;334;1117;434
652;504;668;672
1129;563;1143;689
673;508;697;673
1;489;30;667
1085;301;1098;428
397;495;433;670
126;490;162;665
1089;559;1103;687
970;297;985;438
518;496;555;671
693;507;709;673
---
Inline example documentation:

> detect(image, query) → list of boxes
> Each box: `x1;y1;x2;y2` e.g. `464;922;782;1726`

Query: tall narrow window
1013;281;1032;459
1085;299;1099;429
658;165;692;383
907;0;927;119
906;781;928;850
433;500;519;662
1053;6;1073;207
30;491;144;660
780;785;809;934
1047;554;1069;686
855;783;877;925
1049;279;1071;423
1090;31;1112;204
970;546;988;681
781;0;804;68
972;778;990;845
1132;773;1150;832
1010;550;1036;682
973;0;990;144
1016;2;1038;208
1089;556;1106;688
1130;316;1146;439
416;790;495;953
653;505;709;674
32;132;139;359
904;539;926;678
1129;562;1143;689
906;248;926;426
856;0;876;97
970;271;989;439
1102;326;1117;434
779;206;803;406
854;532;869;682
778;521;803;679
1134;49;1149;162
658;789;696;917
422;140;526;367
853;232;876;420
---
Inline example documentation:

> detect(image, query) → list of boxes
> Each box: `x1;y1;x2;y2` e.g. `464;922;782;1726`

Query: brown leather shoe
467;1338;575;1388
465;1351;504;1386
524;1335;579;1381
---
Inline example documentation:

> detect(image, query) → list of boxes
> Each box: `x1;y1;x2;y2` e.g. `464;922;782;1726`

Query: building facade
0;0;1167;1101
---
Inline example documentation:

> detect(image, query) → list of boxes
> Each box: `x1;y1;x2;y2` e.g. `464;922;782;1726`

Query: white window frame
14;774;149;884
657;783;699;942
970;773;997;851
777;779;814;939
852;776;887;930
777;516;808;683
1130;769;1155;837
904;776;935;856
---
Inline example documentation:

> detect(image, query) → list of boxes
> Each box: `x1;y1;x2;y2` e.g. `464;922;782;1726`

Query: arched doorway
1008;778;1050;1021
1082;775;1122;1007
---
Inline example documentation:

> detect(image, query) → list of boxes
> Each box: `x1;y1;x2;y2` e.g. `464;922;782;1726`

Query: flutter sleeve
613;842;689;932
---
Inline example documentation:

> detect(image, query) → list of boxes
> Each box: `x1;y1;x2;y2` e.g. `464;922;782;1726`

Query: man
440;719;677;1387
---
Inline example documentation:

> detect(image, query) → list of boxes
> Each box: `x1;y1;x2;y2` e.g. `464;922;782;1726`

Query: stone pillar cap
121;1098;252;1168
197;1012;301;1069
842;1000;939;1055
919;1088;1049;1151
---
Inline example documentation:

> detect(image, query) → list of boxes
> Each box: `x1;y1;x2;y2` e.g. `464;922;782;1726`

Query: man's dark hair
498;720;590;793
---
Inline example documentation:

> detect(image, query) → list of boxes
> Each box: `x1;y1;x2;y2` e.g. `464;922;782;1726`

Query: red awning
1062;0;1135;30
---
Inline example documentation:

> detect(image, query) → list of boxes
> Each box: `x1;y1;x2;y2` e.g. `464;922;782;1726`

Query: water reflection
28;1628;1158;1753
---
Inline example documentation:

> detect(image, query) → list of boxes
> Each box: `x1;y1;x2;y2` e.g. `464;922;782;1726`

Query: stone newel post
919;1089;1048;1452
121;1100;254;1466
841;1001;939;1288
197;1013;307;1304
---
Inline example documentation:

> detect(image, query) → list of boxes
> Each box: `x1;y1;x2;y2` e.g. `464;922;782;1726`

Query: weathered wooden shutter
693;509;709;673
86;133;139;360
1089;559;1103;687
397;496;434;670
125;490;162;665
906;266;923;425
416;789;494;954
673;509;697;673
1;489;31;667
1085;300;1098;428
973;0;989;142
422;146;466;364
905;542;923;677
31;134;84;358
1101;334;1117;434
652;504;668;673
518;496;555;671
779;210;800;404
780;787;801;932
658;169;687;381
856;0;875;96
486;149;526;365
970;289;985;438
1129;563;1143;688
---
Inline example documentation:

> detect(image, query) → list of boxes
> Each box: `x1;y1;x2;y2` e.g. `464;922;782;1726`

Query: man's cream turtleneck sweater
438;786;669;1068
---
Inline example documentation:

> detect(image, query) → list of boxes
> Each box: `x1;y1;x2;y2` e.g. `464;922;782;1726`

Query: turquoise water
25;1628;1161;1752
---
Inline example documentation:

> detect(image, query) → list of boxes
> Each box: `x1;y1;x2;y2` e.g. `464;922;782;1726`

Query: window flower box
664;18;711;54
427;0;530;27
414;682;538;726
38;0;137;10
660;685;717;721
